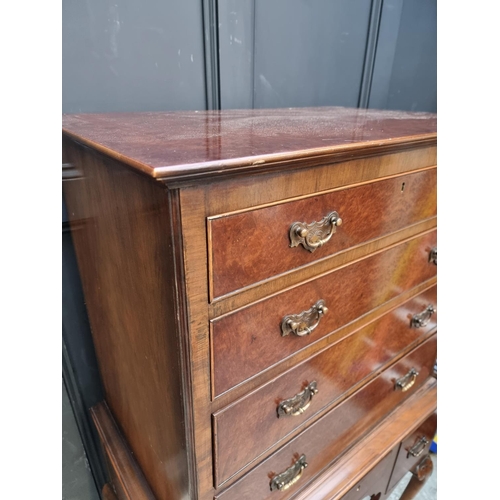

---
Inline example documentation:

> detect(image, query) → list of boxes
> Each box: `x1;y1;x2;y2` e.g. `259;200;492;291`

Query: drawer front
215;336;437;500
340;447;398;500
212;230;437;396
213;286;437;485
209;168;436;298
387;412;437;492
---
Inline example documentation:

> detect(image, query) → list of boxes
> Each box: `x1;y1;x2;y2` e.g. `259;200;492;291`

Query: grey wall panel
62;0;207;113
202;0;222;109
358;0;383;108
252;0;372;109
369;0;436;112
219;0;436;112
219;0;255;109
366;0;404;110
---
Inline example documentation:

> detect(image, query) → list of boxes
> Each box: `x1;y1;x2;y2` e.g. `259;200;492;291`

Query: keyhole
401;182;406;192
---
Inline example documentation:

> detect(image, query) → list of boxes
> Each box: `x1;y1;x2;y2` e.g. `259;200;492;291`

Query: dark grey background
63;0;436;114
62;0;436;496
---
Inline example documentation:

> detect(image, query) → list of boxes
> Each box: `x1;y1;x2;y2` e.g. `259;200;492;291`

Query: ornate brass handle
289;211;342;252
277;381;318;418
281;300;328;337
410;305;436;328
270;454;308;491
407;436;429;458
429;247;437;265
395;368;419;392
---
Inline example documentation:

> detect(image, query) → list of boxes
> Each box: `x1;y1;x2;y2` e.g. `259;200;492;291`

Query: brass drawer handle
289;211;342;252
410;305;436;328
270;454;308;491
407;436;429;458
429;247;437;265
395;368;419;392
277;381;318;418
281;300;328;337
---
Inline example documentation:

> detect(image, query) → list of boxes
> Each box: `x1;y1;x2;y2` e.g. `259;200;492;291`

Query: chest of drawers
62;107;437;500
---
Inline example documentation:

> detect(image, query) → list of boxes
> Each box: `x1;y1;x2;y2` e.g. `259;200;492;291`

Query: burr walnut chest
62;107;437;500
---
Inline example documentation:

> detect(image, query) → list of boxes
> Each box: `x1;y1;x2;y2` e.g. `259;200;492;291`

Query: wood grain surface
215;335;436;500
211;230;437;396
292;379;437;500
62;107;436;182
340;447;399;500
102;484;119;500
176;144;437;497
91;403;155;500
387;412;437;492
209;167;436;297
63;138;191;500
213;286;436;485
62;108;437;500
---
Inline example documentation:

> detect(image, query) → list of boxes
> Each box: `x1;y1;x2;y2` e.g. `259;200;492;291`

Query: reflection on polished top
62;107;437;181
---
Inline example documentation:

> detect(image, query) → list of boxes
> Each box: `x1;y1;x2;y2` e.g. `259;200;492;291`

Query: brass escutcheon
410;305;436;328
270;455;308;491
429;247;437;265
289;211;342;252
281;300;328;337
407;436;429;458
277;381;318;418
395;368;419;392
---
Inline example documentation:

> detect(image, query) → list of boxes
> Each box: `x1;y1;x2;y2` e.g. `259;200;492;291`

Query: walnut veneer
62;107;437;500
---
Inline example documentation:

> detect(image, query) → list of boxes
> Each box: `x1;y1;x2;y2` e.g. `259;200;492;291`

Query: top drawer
208;168;436;299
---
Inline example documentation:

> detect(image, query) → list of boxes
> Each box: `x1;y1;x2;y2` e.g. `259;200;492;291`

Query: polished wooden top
62;107;436;182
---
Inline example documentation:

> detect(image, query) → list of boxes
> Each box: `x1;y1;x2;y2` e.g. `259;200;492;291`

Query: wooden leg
91;403;156;500
398;454;434;500
102;483;118;500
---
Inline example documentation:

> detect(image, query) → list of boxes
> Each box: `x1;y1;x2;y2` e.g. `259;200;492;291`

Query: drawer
387;412;437;492
212;230;437;396
213;286;437;485
215;335;437;500
340;446;398;500
209;168;436;298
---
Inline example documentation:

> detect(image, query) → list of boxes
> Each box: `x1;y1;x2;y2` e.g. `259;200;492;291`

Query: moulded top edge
62;107;437;182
